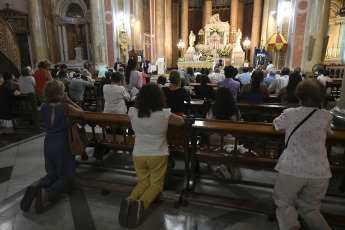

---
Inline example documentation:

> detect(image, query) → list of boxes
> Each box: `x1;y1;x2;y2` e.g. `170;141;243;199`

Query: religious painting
143;0;150;34
253;47;268;68
66;3;84;18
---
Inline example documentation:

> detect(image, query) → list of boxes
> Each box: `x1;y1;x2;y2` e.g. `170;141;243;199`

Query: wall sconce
131;17;136;27
177;39;185;57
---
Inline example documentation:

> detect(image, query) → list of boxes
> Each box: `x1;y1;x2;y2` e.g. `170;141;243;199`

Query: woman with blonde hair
162;70;190;116
20;80;84;214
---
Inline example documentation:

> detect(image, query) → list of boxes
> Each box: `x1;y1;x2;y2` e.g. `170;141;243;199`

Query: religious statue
75;24;83;46
189;31;196;47
236;29;242;46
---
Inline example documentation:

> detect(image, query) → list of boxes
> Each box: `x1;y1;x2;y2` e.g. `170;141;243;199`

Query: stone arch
54;0;90;24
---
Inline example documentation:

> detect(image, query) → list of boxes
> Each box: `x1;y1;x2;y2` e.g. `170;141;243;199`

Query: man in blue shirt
263;67;277;87
236;67;251;85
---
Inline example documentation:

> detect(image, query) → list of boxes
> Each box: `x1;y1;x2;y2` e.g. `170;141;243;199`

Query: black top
0;85;15;120
99;78;112;96
162;87;190;113
194;85;215;100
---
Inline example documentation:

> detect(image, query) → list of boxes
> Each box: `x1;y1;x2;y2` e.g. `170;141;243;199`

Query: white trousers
273;172;331;230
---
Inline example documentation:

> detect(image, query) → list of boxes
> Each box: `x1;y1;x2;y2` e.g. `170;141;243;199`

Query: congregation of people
0;56;338;229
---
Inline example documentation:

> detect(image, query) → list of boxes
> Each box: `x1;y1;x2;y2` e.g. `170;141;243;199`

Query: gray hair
268;68;277;76
21;67;31;76
293;66;301;74
214;67;220;73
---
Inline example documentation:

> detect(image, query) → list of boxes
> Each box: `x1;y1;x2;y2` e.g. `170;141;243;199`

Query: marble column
260;0;269;45
165;0;172;68
62;24;69;61
237;2;243;33
135;0;144;51
181;0;188;48
90;0;107;69
250;0;262;67
57;25;64;61
172;2;180;67
336;24;343;57
155;0;165;59
266;0;277;42
231;0;239;30
28;0;50;64
86;23;91;61
203;0;212;28
302;0;330;73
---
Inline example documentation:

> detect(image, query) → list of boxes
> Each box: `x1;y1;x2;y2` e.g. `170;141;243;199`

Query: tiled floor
1;130;345;230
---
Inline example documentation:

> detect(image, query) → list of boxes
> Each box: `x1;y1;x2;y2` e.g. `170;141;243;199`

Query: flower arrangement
178;57;186;62
217;45;231;57
210;26;220;33
206;56;214;62
196;44;211;56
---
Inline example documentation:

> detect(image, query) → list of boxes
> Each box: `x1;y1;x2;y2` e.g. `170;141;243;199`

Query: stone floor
1;130;345;230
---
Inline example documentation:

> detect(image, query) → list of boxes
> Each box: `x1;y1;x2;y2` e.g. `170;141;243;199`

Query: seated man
209;67;225;84
69;75;94;106
263;68;277;87
235;67;251;85
269;67;290;94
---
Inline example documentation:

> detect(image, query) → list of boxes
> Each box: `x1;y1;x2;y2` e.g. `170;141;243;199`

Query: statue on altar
189;31;196;47
234;29;243;52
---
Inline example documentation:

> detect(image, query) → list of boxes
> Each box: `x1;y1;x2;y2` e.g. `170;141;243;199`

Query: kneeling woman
20;80;84;214
118;83;184;228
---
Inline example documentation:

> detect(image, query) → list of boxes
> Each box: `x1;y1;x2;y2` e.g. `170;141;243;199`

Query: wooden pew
326;79;342;100
9;93;42;132
73;112;189;204
183;118;345;226
185;99;298;122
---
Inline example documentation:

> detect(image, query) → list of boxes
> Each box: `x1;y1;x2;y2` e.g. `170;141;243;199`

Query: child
118;83;184;228
272;79;332;230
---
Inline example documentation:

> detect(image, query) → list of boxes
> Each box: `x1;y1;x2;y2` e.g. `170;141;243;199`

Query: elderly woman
20;80;84;214
18;67;36;94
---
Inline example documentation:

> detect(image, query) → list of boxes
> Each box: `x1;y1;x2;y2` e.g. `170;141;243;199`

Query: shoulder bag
61;104;88;155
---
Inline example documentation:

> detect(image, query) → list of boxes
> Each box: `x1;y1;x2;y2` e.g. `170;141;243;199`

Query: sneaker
118;198;131;227
20;186;36;212
215;165;231;178
128;200;142;228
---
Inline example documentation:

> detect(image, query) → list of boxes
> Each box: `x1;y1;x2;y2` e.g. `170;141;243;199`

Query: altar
177;14;245;69
178;61;216;70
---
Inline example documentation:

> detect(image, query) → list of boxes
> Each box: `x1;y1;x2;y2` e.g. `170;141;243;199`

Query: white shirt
103;84;130;114
273;107;332;178
209;73;225;84
269;75;289;94
266;64;274;70
317;75;333;86
128;108;171;157
127;70;142;92
18;75;36;94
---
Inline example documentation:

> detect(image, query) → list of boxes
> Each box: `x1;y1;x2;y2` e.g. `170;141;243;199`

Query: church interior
0;0;345;229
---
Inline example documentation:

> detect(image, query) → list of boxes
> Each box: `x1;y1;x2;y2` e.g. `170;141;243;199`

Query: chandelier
337;0;345;17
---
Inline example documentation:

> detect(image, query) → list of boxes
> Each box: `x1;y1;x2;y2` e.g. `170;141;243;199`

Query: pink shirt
273;107;333;178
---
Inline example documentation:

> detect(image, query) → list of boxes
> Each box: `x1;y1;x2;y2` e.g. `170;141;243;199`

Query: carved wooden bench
73;112;189;204
183;118;345;226
9;92;42;132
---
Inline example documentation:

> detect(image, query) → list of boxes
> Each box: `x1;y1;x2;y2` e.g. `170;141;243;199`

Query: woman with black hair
125;59;142;92
278;72;302;104
238;70;269;103
194;74;215;100
206;87;240;120
118;83;184;228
